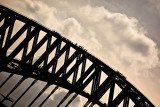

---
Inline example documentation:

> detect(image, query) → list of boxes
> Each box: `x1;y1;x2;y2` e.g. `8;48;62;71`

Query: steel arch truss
0;5;154;107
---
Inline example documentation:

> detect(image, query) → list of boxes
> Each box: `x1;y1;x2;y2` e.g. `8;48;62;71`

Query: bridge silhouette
0;5;154;107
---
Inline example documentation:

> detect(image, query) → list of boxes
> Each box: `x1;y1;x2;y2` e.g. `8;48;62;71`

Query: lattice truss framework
0;5;154;107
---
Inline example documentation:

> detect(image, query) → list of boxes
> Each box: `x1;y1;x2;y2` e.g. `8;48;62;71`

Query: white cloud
53;5;159;77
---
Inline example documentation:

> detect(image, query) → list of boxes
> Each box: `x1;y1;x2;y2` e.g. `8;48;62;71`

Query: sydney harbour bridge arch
0;5;154;107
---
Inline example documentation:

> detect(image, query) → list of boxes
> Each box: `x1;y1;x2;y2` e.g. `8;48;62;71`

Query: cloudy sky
0;0;160;106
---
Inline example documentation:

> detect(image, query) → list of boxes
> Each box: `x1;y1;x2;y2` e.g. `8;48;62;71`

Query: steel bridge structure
0;5;154;107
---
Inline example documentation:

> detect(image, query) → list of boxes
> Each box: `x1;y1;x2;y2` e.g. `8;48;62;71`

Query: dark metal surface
0;4;154;107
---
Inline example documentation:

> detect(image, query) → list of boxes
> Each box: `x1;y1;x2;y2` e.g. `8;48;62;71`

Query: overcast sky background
0;0;160;106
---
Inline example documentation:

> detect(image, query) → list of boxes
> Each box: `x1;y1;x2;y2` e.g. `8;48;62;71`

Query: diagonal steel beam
57;91;71;107
0;23;29;56
0;73;14;88
51;41;61;74
8;28;40;59
28;83;49;107
55;50;81;76
39;86;59;107
62;55;86;80
64;93;78;107
42;44;70;72
11;79;38;107
21;33;51;63
1;77;26;103
33;38;61;67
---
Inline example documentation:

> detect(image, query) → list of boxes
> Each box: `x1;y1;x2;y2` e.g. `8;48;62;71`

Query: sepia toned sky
0;0;160;106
